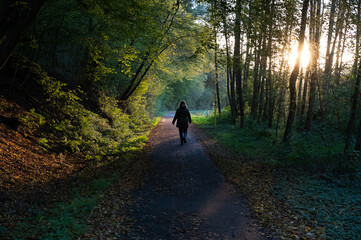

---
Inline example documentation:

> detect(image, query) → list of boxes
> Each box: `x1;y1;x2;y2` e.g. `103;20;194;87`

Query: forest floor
85;113;271;239
193;113;361;239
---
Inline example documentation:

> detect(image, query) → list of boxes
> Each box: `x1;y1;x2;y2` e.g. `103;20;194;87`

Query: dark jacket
172;104;191;128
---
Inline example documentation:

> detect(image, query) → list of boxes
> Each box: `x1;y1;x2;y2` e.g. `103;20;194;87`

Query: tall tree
214;22;221;115
233;0;244;127
266;0;275;128
305;0;322;132
220;0;235;121
283;0;310;142
323;0;336;82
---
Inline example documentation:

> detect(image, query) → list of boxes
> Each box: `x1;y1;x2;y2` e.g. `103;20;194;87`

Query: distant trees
202;0;361;151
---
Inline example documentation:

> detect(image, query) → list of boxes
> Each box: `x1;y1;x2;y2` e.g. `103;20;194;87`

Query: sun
287;41;310;68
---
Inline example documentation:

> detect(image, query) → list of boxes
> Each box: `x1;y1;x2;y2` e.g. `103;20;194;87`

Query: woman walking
172;100;192;145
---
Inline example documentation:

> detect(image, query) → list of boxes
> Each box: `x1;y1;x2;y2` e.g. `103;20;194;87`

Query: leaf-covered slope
0;97;83;191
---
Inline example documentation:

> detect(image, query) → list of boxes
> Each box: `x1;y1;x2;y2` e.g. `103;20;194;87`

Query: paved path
126;113;270;240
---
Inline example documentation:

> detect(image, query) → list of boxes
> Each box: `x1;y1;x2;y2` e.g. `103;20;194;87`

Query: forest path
125;113;270;240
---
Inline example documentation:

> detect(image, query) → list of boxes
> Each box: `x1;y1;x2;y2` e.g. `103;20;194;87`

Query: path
125;113;270;240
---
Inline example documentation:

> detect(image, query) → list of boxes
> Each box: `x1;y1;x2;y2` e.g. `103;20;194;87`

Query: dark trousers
178;128;188;144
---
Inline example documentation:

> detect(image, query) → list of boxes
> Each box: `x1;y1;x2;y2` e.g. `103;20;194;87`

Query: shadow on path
125;114;271;240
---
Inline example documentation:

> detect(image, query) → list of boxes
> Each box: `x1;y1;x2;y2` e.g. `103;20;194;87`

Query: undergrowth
193;110;359;175
13;56;159;163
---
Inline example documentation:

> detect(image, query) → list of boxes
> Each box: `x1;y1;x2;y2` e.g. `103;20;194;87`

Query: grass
193;111;361;239
11;183;100;239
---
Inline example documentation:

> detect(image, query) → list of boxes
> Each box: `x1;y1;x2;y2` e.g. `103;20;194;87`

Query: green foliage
13;56;161;162
38;137;50;150
20;108;46;136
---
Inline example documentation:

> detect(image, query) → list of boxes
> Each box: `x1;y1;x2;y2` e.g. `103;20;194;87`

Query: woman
172;100;192;145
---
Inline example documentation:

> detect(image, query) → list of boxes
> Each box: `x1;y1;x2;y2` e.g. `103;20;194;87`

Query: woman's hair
178;100;187;109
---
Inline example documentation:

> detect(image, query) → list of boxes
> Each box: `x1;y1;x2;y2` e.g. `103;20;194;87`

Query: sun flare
287;41;310;68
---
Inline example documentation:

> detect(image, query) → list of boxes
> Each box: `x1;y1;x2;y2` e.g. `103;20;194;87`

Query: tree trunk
233;0;244;127
266;1;274;128
251;39;261;120
283;0;309;142
345;59;361;151
305;0;321;132
221;0;235;121
335;23;347;84
243;38;251;91
215;34;221;116
296;67;304;117
323;0;336;80
258;75;265;119
258;33;267;120
355;119;361;150
300;68;310;120
263;76;268;124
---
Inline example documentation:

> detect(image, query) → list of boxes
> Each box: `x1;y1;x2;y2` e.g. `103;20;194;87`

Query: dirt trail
125;113;270;240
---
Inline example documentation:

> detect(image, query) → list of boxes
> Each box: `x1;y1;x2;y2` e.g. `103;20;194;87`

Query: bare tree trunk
296;67;304;116
251;38;261;120
335;24;347;84
300;68;310;120
243;38;251;91
323;0;336;80
283;0;309;142
305;0;321;132
356;119;361;150
221;0;235;121
233;0;244;127
263;76;268;124
215;33;221;116
267;1;274;128
275;75;285;138
335;4;350;84
259;74;265;119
